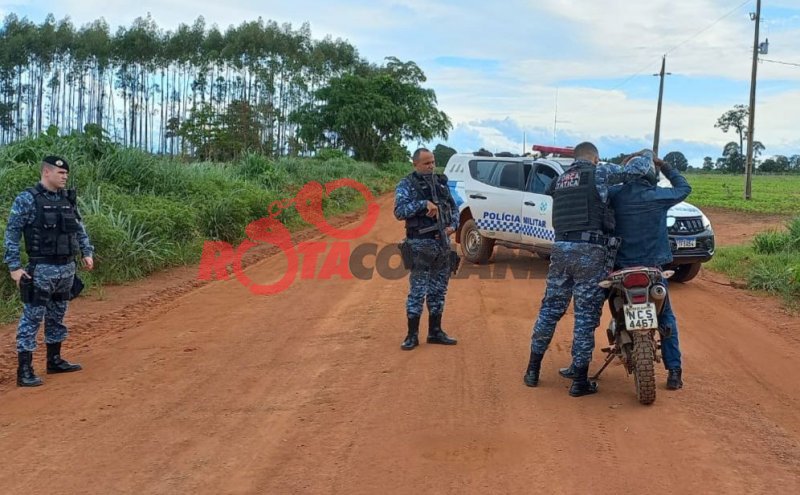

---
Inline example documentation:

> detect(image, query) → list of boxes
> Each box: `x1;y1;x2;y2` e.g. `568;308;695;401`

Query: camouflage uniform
531;241;607;368
404;238;452;317
530;162;621;367
394;173;458;319
525;159;623;394
4;187;94;352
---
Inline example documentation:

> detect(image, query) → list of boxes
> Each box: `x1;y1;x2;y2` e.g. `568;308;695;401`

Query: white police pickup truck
443;151;715;282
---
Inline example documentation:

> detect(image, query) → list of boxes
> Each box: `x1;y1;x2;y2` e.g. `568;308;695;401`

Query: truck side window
490;162;523;190
469;160;497;185
528;165;558;194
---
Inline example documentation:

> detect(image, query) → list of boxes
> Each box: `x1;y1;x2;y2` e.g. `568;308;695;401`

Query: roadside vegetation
683;174;800;308
0;133;410;323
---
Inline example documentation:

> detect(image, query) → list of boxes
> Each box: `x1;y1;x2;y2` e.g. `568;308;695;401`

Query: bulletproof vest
551;162;606;235
22;183;81;261
404;172;452;233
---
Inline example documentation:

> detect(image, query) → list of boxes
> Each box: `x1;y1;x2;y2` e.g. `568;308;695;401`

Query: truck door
520;162;559;247
473;160;526;242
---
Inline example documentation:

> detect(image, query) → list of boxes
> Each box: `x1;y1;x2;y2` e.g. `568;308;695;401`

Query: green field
680;173;800;308
683;172;800;215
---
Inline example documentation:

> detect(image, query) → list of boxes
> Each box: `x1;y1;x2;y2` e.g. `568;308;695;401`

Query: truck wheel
460;219;494;264
669;262;701;283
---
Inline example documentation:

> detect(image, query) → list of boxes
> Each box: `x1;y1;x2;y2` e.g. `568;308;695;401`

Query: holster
19;276;36;305
70;275;85;299
398;240;414;270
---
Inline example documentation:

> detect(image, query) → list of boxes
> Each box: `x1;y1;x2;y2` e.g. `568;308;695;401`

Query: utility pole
744;0;762;200
652;55;671;156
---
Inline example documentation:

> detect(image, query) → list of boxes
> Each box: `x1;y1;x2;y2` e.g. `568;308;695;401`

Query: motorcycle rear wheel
632;332;657;405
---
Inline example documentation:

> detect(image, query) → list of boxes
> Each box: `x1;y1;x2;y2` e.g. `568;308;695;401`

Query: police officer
608;150;691;390
4;155;95;387
394;148;459;350
523;142;621;396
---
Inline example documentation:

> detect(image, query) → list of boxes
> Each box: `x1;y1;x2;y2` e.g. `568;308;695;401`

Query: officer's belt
555;231;609;245
406;230;438;240
28;256;74;265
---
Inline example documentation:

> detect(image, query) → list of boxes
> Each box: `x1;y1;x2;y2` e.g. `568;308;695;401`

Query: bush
0;135;411;323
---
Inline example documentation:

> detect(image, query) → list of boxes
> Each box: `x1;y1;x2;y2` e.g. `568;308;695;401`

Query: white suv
443;152;715;282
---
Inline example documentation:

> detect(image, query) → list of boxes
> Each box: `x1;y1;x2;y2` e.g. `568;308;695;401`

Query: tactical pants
530;241;607;369
405;238;450;318
16;262;75;352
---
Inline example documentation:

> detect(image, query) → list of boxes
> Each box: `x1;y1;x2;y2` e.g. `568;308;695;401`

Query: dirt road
1;197;798;494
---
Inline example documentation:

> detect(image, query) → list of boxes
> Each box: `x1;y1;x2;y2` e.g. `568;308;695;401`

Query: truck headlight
701;213;713;231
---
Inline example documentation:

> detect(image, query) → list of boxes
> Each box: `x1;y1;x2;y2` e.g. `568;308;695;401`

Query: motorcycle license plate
624;303;658;330
676;237;696;248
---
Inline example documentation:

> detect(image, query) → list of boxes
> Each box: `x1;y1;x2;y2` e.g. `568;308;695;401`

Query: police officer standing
4;155;94;387
394;148;459;350
523;142;620;396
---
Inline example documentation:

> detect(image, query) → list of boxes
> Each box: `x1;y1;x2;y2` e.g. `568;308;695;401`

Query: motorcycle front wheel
632;332;657;405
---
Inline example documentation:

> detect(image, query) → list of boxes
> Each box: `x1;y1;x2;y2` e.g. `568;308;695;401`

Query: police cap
43;155;69;171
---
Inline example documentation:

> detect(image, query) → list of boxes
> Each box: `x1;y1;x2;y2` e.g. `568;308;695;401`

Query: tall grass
709;217;800;308
0;135;410;323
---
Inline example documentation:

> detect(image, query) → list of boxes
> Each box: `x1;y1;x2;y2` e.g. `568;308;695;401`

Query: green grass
707;217;800;308
0;134;410;323
683;172;800;215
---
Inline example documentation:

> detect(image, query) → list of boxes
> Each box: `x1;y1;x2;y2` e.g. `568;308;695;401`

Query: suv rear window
469;160;532;191
469;160;497;183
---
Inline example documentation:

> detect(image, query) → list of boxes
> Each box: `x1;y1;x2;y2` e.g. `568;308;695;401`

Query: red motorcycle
593;266;673;405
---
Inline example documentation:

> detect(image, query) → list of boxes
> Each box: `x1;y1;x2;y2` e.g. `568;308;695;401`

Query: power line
665;0;753;57
607;0;753;92
760;58;800;68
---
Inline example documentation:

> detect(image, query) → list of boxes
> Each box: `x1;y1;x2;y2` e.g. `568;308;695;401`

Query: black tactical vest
551;162;606;235
22;183;81;262
404;172;452;234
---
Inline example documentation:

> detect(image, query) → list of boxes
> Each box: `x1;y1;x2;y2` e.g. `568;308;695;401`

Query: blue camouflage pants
16;262;75;352
658;278;682;370
406;238;450;318
530;241;607;369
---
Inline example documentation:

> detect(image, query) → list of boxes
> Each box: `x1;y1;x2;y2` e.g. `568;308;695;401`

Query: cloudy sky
2;0;798;165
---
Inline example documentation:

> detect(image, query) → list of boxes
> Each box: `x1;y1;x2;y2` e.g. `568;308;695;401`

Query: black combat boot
426;313;457;345
568;365;598;397
666;368;683;390
46;342;82;373
523;351;545;387
17;351;43;387
401;316;421;351
558;364;577;379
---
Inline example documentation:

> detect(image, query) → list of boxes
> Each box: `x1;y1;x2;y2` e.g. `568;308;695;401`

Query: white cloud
2;0;798;159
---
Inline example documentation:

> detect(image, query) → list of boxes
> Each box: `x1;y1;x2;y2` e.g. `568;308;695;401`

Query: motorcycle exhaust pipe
650;284;667;300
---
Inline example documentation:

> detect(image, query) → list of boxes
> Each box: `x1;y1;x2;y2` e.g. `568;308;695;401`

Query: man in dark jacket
608;150;692;389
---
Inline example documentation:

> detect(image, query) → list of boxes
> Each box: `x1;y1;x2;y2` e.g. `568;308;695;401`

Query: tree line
0;13;450;162
709;104;800;173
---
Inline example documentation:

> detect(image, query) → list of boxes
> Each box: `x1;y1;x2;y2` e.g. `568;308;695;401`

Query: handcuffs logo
197;179;381;295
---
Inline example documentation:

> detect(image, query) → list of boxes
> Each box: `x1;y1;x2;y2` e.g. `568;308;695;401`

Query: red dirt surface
1;197;798;494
